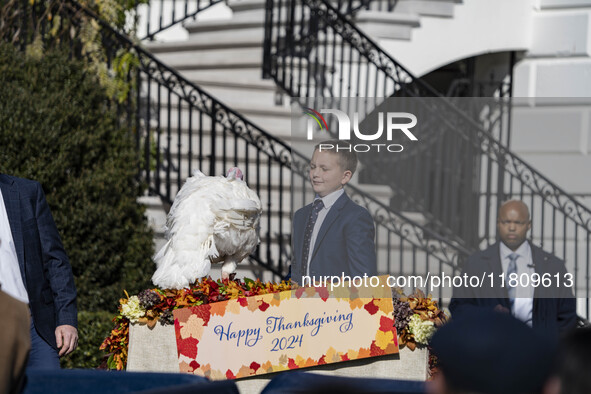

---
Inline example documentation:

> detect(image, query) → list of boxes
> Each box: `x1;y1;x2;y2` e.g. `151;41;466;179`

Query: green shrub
60;310;115;369
0;43;155;311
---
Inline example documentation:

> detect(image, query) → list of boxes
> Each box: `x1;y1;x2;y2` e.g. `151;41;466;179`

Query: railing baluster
188;103;193;177
146;74;152;195
198;111;203;171
12;0;591;317
210;109;216;176
267;156;273;270
166;88;172;200
156;82;162;194
177;98;182;191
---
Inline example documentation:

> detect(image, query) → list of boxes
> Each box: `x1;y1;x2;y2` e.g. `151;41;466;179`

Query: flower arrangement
99;277;293;370
392;289;448;350
100;280;447;371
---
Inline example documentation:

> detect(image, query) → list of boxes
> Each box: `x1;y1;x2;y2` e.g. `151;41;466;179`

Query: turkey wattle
151;168;262;289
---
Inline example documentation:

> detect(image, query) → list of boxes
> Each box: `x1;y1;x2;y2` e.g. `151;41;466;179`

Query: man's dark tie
302;199;324;276
506;253;519;310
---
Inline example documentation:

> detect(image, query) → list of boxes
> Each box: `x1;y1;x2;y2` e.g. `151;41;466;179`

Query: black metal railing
353;0;397;12
91;0;474;298
134;0;390;42
5;0;472;299
263;0;591;316
135;0;223;41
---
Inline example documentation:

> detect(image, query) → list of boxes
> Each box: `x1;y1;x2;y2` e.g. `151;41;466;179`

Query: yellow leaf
236;365;252;378
280;290;292;301
375;330;394;350
226;299;241;315
348;297;364;310
373;298;394;313
347;349;359;360
295;355;306;367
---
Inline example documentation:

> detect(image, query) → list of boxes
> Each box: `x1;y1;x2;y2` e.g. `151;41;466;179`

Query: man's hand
55;325;78;357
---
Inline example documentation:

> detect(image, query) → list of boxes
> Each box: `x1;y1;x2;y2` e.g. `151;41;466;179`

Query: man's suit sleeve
345;208;377;276
554;256;577;332
34;182;78;328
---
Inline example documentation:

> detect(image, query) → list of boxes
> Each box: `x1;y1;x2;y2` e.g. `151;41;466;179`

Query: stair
132;0;591;321
142;0;468;286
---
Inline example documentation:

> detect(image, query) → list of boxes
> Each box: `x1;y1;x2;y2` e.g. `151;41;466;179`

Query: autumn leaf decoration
100;277;293;370
395;289;448;350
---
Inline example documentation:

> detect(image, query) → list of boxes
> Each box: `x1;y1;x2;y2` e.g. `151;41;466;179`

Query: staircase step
179;67;266;84
146;34;263;52
354;11;420;40
394;0;457;18
138;0;477;288
188;80;281;108
149;46;264;69
142;105;292;139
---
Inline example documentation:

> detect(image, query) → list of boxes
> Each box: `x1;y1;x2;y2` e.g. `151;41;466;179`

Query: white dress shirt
306;188;344;276
0;189;29;303
500;241;534;327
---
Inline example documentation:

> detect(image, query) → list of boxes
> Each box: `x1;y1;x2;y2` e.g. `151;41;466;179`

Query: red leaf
189;361;200;370
364;299;379;315
250;361;261;372
369;340;386;357
258;301;270;312
287;358;298;369
191;304;212;326
226;369;236;379
379;315;394;332
340;353;349;361
318;355;327;365
316;287;329;301
238;297;248;307
178;336;200;359
295;287;306;299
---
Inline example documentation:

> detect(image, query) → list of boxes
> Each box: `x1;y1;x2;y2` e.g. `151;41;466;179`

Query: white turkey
151;168;262;289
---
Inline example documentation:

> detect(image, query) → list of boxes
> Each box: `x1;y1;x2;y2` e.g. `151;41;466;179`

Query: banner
173;282;397;379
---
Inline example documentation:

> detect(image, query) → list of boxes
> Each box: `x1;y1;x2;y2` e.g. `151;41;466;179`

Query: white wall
377;0;534;77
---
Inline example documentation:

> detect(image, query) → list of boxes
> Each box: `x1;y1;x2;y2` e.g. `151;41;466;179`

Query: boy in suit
290;140;378;285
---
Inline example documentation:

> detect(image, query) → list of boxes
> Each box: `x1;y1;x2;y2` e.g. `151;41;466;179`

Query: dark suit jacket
449;241;576;335
0;174;77;350
291;192;378;284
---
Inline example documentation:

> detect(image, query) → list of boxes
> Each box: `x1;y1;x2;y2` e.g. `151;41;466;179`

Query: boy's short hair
314;140;358;175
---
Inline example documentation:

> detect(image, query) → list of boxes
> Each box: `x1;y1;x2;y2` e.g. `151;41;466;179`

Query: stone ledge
127;322;428;394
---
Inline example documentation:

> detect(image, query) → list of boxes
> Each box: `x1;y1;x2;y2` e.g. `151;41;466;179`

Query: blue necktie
506;253;519;310
302;199;324;276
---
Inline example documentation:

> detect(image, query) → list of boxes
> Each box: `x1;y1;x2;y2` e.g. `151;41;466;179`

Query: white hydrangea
408;314;436;345
120;296;146;323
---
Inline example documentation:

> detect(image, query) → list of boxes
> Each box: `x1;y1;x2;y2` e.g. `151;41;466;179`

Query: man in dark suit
290;140;377;285
0;174;78;369
449;200;576;335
